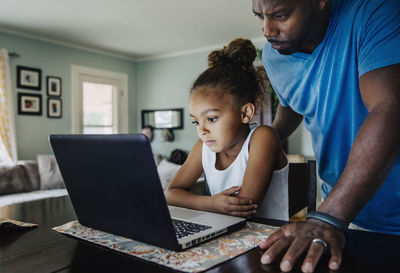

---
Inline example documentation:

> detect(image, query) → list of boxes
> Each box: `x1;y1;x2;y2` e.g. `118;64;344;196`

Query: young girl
165;38;289;220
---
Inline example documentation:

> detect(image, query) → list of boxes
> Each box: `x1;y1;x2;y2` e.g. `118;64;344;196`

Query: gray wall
136;51;209;157
1;31;314;160
0;31;137;160
288;122;314;158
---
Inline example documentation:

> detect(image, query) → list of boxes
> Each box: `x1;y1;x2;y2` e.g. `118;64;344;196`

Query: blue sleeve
270;82;288;107
358;0;400;77
262;45;289;107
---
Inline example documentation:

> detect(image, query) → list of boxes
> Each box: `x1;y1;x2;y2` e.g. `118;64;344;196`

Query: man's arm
319;63;400;223
272;104;303;142
260;63;400;272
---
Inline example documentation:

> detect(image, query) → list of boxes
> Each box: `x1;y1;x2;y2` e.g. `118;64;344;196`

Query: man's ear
241;103;255;124
316;0;329;10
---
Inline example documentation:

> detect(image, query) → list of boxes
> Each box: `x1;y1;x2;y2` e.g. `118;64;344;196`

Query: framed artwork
18;93;42;116
47;76;62;97
16;66;42;91
141;108;184;130
47;98;62;118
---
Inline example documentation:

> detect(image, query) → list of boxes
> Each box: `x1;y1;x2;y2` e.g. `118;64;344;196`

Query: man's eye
253;12;263;19
274;13;288;19
208;117;217;122
191;121;199;126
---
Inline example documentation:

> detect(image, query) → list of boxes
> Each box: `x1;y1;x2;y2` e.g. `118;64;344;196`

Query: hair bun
208;38;256;70
226;38;257;69
208;49;230;67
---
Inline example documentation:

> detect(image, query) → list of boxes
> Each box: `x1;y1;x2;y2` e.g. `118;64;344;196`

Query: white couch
0;154;204;207
0;155;67;207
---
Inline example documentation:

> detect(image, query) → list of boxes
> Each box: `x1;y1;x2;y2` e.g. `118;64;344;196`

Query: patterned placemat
53;221;278;272
0;218;38;230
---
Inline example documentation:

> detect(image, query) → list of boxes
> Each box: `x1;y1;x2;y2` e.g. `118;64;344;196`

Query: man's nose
262;18;279;39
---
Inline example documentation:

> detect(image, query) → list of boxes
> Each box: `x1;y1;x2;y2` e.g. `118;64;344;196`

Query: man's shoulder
337;0;396;13
339;0;400;22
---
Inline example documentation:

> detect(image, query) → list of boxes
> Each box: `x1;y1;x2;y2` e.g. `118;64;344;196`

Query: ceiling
0;0;265;61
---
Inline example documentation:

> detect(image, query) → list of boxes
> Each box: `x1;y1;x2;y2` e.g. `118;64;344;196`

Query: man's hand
259;219;345;272
210;186;258;217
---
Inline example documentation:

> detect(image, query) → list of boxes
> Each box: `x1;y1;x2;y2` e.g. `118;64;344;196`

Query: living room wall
0;31;137;160
136;51;208;157
1;30;313;161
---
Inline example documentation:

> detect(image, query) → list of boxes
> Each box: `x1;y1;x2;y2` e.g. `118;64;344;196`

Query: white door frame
71;65;129;134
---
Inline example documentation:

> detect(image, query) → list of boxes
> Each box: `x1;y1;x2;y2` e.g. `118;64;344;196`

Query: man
251;0;400;272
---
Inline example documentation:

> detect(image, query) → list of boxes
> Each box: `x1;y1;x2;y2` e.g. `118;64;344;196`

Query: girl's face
189;86;249;154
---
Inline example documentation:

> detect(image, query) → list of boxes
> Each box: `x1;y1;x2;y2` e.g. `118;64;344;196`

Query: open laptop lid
50;134;180;250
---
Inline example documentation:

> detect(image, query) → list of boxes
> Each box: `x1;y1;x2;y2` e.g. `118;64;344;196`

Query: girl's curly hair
191;38;264;111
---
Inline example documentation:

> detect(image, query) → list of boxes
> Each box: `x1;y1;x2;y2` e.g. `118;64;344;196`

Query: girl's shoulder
249;126;287;170
249;125;282;152
251;125;280;142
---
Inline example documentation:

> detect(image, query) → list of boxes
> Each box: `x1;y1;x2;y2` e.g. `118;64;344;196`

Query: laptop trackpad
169;206;205;220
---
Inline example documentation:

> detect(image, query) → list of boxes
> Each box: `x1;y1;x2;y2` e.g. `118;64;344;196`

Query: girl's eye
191;121;199;126
208;117;217;122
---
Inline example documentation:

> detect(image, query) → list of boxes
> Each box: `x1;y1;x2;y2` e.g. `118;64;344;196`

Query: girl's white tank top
202;127;289;220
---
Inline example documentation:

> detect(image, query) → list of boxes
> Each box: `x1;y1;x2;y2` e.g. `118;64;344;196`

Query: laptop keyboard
172;219;212;239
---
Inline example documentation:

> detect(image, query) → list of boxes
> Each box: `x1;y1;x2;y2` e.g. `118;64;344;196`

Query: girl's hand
210;186;258;218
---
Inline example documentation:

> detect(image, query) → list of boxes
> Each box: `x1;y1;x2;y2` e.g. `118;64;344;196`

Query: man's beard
268;39;303;55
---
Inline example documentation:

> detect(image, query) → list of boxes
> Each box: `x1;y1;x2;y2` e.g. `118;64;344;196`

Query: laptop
50;134;246;251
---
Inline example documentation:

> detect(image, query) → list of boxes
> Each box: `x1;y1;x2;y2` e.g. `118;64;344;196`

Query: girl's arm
238;126;286;204
165;139;258;217
165;139;207;209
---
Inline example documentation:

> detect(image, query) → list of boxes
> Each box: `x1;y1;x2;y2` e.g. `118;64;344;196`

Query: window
82;82;116;134
71;65;128;134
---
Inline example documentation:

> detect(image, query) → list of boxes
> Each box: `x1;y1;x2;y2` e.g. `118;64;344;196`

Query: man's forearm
272;104;303;141
318;102;400;224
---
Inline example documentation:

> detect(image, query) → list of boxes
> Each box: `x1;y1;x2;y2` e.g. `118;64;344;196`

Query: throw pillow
37;155;65;190
153;154;162;166
0;161;39;195
157;159;181;190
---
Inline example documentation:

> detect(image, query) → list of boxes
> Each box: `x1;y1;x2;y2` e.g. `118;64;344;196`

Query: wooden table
0;196;399;273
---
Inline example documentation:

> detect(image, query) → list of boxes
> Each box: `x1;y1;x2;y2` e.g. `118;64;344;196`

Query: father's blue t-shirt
263;0;400;234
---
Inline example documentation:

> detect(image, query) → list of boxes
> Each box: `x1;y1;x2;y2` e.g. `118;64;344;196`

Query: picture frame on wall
47;98;62;118
47;76;62;97
16;66;42;91
18;93;42;116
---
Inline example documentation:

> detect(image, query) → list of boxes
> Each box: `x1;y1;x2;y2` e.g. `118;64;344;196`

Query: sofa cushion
0;160;39;196
37;155;65;190
157;159;181;190
0;189;68;207
153;154;162;166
